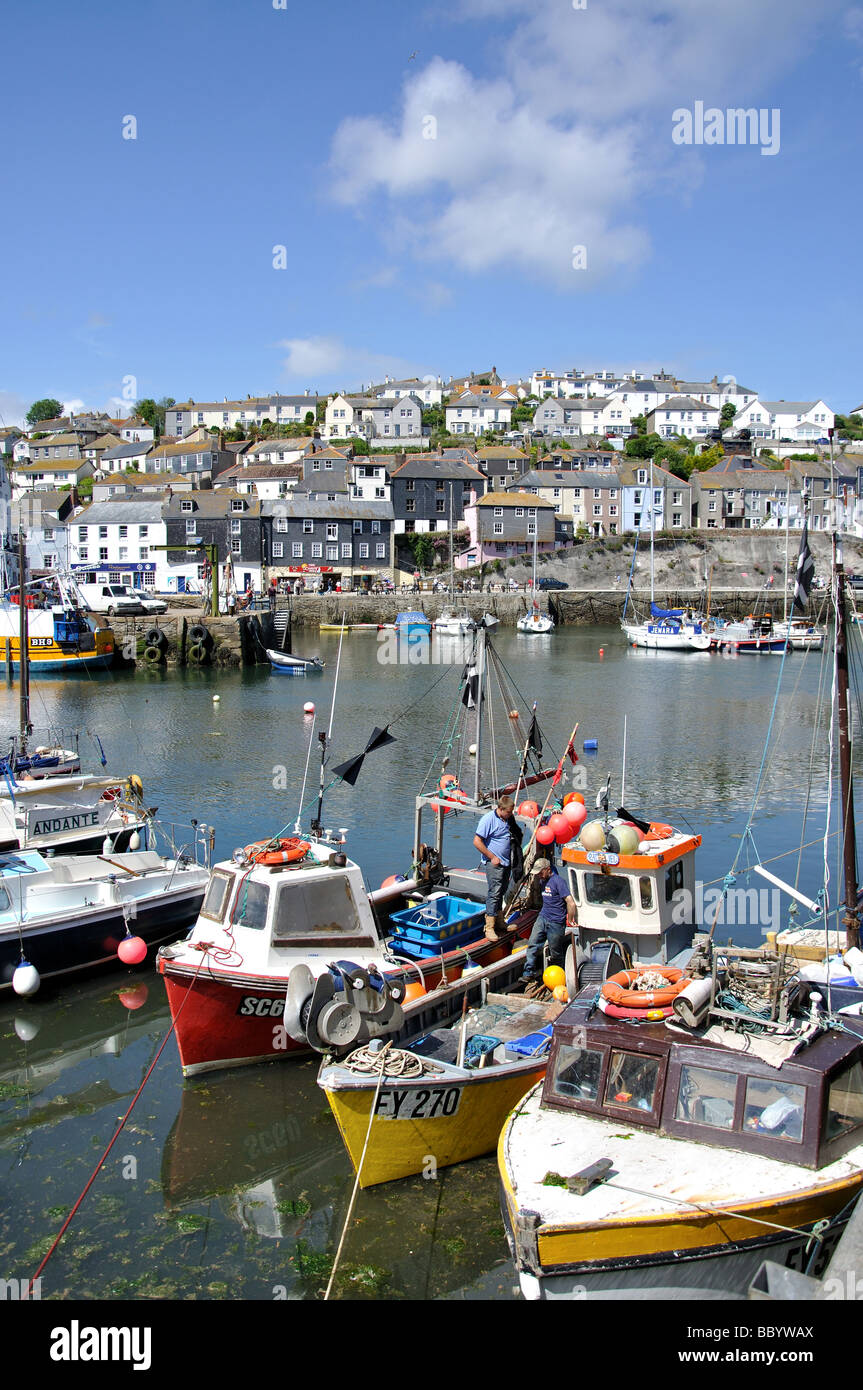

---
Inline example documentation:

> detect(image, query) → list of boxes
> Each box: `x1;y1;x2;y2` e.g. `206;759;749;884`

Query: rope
28;950;211;1294
341;1044;426;1078
603;1179;829;1245
324;1042;393;1300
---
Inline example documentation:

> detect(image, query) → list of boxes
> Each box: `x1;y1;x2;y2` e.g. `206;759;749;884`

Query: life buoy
647;822;673;840
601;966;687;1009
438;774;468;805
244;837;310;866
597;996;674;1021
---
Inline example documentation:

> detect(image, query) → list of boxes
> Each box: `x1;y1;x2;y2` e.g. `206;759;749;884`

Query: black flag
526;703;542;756
332;726;396;786
792;523;815;614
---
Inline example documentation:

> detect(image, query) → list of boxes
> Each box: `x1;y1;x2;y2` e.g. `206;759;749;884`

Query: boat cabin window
550;1044;604;1102
272;873;363;941
584;872;632;909
676;1064;737;1129
566;869;579;903
824;1061;863;1142
200;870;233;923
664;861;684;902
0;886;9;911
639;876;653;910
232;879;270;931
743;1077;805;1143
604;1051;660;1114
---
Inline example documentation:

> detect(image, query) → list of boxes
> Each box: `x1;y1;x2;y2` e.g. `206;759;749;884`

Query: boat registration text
373;1086;462;1120
31;812;100;835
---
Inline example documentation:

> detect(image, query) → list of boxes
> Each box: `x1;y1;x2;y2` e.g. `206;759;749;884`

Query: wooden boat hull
321;1056;546;1188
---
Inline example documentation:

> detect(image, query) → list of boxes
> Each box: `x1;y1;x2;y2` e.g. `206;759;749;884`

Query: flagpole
513;702;537;807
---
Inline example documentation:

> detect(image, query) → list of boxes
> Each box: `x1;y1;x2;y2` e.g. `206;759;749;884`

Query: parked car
76;583;144;616
136;593;168;615
537;577;568;590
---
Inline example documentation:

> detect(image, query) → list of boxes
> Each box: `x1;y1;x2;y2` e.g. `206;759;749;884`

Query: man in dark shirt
520;857;577;997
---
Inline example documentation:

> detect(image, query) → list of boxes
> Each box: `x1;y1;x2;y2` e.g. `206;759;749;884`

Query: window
119;525;128;539
341;543;351;558
302;519;313;533
605;1052;661;1114
231;539;241;555
326;524;338;541
233;880;270;931
231;499;243;512
292;543;303;558
436;500;445;513
77;527;87;541
359;543;369;558
139;525;148;537
376;543;386;558
743;1077;805;1142
274;516;288;533
493;522;503;535
231;519;241;534
515;507;524;518
311;543;322;558
99;547;108;561
118;547;128;561
353;520;362;533
406;499;415;513
99;526;108;539
79;548;89;561
584;873;632;908
181;500;193;512
272;542;284;558
185;519;196;535
527;522;536;536
676;1065;737;1129
201;870;233;922
550;1044;604;1102
825;1061;863;1142
494;507;503;517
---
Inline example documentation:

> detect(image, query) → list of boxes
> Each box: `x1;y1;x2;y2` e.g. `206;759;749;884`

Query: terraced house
390;453;485;534
262;497;393;589
148;438;234;484
458;491;556;566
165;394;318;436
163;490;264;593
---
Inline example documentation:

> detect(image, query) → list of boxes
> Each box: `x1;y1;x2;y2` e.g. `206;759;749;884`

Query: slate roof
72;499;166;525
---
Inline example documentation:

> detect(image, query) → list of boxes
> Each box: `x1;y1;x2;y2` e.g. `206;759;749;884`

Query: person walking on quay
519;858;577;997
473;794;520;942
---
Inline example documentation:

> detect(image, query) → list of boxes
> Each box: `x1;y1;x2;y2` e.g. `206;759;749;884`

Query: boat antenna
312;613;347;835
621;714;627;806
294;712;317;833
829;429;860;950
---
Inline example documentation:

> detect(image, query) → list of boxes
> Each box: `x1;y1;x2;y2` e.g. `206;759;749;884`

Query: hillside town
3;366;861;596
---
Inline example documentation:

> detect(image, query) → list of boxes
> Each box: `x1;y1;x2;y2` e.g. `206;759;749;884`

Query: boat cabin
561;831;701;964
541;986;863;1170
198;843;381;952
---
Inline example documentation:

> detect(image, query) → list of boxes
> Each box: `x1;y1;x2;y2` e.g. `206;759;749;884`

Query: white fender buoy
128;830;141;851
303;702;315;715
13;961;40;997
212;694;220;703
102;836;113;855
469;743;477;756
14;1016;40;1041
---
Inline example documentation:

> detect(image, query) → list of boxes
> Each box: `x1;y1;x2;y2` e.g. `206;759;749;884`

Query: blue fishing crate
506;1025;554;1058
388;916;486;951
386;923;485;960
389;895;485;943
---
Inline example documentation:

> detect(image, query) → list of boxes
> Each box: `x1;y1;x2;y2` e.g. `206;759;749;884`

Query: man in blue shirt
473;795;516;941
520;857;577;997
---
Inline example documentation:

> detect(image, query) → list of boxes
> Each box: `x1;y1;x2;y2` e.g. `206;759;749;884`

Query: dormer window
231;499;244;512
181;500;193;512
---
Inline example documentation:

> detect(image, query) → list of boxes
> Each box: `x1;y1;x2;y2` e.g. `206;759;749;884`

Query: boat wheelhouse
500;979;863;1300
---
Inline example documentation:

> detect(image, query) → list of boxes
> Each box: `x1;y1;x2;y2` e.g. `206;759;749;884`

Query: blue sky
1;0;861;424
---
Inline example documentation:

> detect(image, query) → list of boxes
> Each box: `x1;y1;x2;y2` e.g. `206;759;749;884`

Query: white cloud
62;399;86;416
329;0;840;286
0;392;31;429
278;335;432;391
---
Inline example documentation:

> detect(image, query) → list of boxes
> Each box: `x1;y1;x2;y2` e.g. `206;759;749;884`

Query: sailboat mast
829;429;860;950
18;527;30;742
649;458;655;609
472;624;486;803
783;474;790;624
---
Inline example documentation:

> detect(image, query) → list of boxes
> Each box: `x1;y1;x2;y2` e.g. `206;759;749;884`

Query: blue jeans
484;862;511;915
523;914;567;979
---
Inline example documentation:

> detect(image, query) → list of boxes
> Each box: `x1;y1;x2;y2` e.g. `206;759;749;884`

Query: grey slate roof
72;499;166;525
261;498;393;521
101;440;155;462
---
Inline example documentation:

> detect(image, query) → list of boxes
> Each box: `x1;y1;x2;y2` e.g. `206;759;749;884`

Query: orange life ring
598;997;674;1021
647;822;673;840
244;837;310;866
601;966;686;1010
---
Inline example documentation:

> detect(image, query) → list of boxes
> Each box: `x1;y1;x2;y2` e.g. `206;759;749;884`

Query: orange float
601;966;687;1010
647;822;673;840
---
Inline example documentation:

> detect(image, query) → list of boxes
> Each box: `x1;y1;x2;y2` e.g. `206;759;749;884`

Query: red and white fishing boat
157;625;566;1076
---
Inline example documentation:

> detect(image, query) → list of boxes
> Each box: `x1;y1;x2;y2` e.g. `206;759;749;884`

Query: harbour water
0;625;853;1300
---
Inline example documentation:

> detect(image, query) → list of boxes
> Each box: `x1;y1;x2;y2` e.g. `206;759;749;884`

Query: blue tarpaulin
650;602;684;618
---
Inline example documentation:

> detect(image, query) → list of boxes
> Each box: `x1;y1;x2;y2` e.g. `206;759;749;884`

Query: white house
10;458;95;496
165;394;318;436
445;393;513;436
645;396;721;441
366;376;445;405
732;399;834;443
66;499;169;590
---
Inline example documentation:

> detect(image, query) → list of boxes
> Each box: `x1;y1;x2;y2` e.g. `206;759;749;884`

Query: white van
77;583;146;616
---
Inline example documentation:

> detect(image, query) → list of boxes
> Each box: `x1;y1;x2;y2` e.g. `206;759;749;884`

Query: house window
312;542;322;558
341;543;351;558
118;547;128;560
493;522;503;535
527;523;536;536
231;539;241;554
359;543;369;558
406;499;415;513
139;525;148;537
593;505;602;517
231;519;241;534
371;521;380;534
181;500;193;512
231;500;243;512
272;542;284;558
292;543;303;558
436;500;445;513
79;548;89;561
99;547;108;561
186;519;196;535
119;525;128;539
515;508;524;517
326;524;338;540
494;507;503;517
376;543;386;558
326;544;338;560
353;520;362;533
303;519;313;533
139;547;148;560
99;526;108;539
78;527;87;541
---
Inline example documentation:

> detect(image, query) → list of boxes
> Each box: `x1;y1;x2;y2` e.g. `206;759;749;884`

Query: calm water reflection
0;625;854;1299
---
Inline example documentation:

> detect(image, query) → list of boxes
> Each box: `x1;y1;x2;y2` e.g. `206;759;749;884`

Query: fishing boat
0;841;211;994
157;624;567;1076
1;564;114;674
499;499;863;1300
517;527;554;635
433;611;475;635
621;463;709;651
266;648;324;674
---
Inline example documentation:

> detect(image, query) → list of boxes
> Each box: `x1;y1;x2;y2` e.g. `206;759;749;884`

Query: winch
283;960;405;1052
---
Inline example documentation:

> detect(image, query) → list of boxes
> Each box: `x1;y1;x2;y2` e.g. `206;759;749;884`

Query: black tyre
187;642;206;664
145;628;163;647
189;624;208;643
144;645;162;663
107;606;116;616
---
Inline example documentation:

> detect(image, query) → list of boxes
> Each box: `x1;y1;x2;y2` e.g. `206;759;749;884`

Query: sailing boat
772;476;824;651
499;505;863;1300
517;520;554;634
621;461;710;651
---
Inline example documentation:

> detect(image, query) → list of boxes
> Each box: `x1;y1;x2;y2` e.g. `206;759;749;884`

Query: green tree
624;431;663;459
134;396;175;439
630;413;647;436
720;402;736;427
26;398;63;427
304;411;315;428
835;414;863;441
421;405;445;432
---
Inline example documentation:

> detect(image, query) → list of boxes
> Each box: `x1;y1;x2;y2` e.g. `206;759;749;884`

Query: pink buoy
517;800;540;819
535;822;556;846
303;702;315;715
549;812;575;845
562;800;588;831
117;934;147;965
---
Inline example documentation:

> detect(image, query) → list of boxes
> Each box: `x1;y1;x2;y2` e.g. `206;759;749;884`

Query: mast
830;429;859;950
472;623;486;803
649;457;655;609
449;480;454;596
17;528;30;745
783;472;791;624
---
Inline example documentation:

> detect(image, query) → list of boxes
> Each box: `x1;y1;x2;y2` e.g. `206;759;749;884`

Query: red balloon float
517;800;540;819
562;800;588;831
535;822;556;846
563;792;586;807
548;813;575;845
117;935;147;965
